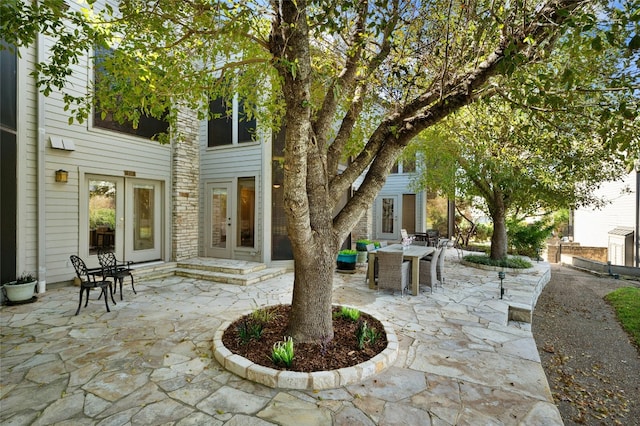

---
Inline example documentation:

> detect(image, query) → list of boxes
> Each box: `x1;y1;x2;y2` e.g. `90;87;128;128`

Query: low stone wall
547;243;607;264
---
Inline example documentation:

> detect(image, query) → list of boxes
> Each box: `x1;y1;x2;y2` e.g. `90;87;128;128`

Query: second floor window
93;47;169;139
207;96;256;147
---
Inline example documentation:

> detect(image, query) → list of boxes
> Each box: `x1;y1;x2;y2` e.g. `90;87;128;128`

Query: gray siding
19;37;173;285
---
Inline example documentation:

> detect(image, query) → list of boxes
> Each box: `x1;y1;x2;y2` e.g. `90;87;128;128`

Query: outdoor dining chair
364;243;378;286
70;255;115;315
98;250;136;301
376;251;411;297
419;248;442;292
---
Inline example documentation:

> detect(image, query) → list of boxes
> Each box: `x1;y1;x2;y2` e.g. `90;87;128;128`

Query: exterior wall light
55;169;68;183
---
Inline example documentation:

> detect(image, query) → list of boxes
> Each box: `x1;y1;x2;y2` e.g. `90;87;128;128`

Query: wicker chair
419;248;442;292
376;251;411;297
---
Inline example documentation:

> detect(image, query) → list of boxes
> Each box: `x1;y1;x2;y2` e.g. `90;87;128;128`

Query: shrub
463;254;532;269
507;218;553;258
271;336;294;367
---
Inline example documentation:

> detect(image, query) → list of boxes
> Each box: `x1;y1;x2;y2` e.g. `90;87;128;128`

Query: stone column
171;109;200;261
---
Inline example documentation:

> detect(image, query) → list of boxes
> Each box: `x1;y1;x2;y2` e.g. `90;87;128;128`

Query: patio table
368;244;435;295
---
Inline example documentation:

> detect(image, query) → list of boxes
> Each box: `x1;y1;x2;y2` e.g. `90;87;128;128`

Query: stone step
177;258;267;275
131;262;178;281
175;266;288;286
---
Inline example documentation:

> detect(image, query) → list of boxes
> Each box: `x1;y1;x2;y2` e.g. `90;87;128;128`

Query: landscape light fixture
498;271;506;299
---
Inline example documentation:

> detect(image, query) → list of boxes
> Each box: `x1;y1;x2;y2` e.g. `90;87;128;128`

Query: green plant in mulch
463;254;532;269
250;306;278;324
355;319;380;350
605;287;640;348
237;319;264;344
334;306;361;322
271;336;294;367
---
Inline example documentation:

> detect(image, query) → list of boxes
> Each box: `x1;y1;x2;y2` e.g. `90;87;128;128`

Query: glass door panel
206;181;233;258
89;179;118;256
125;179;162;262
237;177;255;248
133;184;154;251
378;195;398;240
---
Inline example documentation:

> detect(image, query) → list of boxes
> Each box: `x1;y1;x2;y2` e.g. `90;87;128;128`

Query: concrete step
175;266;288;286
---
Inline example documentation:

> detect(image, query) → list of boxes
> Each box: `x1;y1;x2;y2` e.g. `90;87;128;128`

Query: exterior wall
573;172;636;247
353;207;373;243
372;172;426;240
17;33;173;285
199;122;265;262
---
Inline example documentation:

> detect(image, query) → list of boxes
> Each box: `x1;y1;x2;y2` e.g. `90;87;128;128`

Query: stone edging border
212;305;398;390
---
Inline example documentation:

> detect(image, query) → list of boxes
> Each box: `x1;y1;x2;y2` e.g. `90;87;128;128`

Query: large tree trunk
271;0;336;343
489;195;508;260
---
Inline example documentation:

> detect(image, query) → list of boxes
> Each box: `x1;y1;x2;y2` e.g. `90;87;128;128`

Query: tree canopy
407;17;638;258
3;0;638;342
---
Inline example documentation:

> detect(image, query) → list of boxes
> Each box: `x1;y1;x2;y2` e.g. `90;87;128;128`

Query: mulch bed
222;304;387;372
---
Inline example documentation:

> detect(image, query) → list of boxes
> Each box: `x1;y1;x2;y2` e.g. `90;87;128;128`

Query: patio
0;253;561;425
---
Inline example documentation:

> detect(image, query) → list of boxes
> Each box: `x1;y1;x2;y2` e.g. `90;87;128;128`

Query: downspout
634;158;640;268
37;29;47;292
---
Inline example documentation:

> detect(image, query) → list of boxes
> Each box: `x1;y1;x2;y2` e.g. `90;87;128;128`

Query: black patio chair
98;250;136;301
70;255;115;315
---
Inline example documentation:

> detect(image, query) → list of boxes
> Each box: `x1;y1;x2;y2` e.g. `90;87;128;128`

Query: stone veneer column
352;207;373;243
171;109;200;261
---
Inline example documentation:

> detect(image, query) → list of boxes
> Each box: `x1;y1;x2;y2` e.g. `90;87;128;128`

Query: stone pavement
1;253;562;425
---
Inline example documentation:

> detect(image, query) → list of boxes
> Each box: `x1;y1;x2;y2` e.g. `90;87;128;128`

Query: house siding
17;35;174;285
573;172;636;247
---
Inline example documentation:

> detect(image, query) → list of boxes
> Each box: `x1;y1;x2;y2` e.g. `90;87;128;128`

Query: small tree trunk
489;198;508;260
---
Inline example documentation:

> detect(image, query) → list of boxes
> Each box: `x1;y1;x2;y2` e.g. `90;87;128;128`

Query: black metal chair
70;255;115;315
98;250;136;300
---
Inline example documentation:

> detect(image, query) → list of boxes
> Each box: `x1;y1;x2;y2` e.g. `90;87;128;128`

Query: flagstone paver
1;252;561;425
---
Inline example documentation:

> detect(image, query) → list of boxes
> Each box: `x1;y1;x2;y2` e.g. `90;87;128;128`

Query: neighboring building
572;171;637;266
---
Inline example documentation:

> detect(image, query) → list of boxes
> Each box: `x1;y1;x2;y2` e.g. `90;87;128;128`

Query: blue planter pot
337;253;357;270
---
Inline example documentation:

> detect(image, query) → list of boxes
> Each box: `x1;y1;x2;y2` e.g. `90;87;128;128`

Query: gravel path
532;264;640;425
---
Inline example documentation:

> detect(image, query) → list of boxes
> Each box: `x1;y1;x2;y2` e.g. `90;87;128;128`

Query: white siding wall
573;172;636;247
19;34;173;285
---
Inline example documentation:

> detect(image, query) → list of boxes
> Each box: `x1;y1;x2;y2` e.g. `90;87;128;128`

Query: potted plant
336;249;358;271
3;272;37;303
355;239;373;263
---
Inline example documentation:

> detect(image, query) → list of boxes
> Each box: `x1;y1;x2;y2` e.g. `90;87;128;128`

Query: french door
86;175;162;264
204;178;256;259
377;195;399;241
